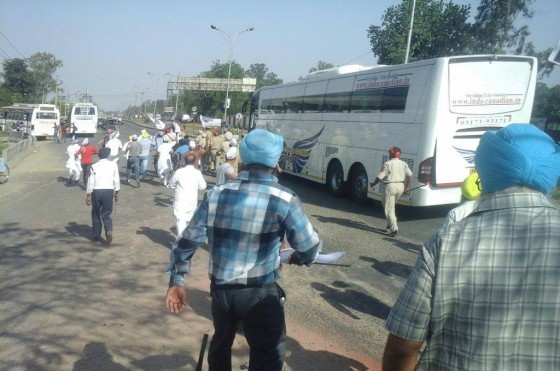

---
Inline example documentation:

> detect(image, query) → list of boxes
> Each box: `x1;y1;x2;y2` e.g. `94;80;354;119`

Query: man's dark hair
98;147;110;159
184;154;196;166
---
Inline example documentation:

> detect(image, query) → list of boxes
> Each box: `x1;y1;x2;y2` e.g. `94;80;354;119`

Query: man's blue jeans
208;282;286;371
91;189;114;238
127;156;140;180
139;156;149;177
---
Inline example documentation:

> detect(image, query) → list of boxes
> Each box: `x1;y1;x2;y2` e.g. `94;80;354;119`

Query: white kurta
157;141;176;177
65;143;82;177
169;165;207;236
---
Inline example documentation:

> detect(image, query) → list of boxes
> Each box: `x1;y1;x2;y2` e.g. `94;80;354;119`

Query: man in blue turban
382;124;560;370
165;128;322;371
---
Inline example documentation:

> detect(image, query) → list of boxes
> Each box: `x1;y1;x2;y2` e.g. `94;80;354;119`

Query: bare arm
382;334;423;371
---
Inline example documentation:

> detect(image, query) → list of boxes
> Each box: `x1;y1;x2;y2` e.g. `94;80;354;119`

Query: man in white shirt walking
86;147;120;244
169;153;207;237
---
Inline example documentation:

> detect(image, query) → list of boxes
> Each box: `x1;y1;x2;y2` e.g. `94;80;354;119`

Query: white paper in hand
280;248;346;264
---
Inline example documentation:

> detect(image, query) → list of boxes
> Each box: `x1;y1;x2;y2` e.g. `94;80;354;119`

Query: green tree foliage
523;42;555;81
471;0;534;54
533;83;560;119
368;0;471;64
309;61;334;73
1;58;36;102
180;60;256;118
245;63;283;89
27;52;63;102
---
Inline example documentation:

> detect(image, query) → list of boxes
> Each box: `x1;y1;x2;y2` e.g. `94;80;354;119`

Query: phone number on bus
457;115;511;126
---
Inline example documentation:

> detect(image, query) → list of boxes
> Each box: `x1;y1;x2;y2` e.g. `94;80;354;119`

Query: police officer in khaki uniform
370;147;413;237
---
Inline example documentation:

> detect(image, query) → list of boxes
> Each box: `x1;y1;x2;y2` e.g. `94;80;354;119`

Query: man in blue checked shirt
165;129;322;371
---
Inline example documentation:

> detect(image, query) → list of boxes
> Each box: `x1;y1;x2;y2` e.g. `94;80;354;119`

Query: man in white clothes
105;134;123;164
169;153;207;237
86;147;120;244
65;138;82;184
157;134;176;186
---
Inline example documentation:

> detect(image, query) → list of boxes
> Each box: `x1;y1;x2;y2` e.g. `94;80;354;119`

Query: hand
288;252;303;266
369;182;375;188
166;286;187;313
114;192;119;202
404;188;410;195
86;195;91;206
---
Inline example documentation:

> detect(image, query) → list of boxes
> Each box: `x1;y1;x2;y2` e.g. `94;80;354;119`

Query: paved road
0;125;453;370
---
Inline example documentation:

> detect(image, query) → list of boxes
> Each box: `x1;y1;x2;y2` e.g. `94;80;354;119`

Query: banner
199;115;222;128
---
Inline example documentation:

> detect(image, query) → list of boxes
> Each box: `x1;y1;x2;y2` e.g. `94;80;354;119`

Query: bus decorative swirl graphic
279;127;324;173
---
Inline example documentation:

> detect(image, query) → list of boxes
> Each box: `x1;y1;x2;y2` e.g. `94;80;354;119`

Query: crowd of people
61;120;560;370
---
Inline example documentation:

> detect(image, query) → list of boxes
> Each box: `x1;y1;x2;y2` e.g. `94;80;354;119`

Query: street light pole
148;72;170;120
211;25;254;123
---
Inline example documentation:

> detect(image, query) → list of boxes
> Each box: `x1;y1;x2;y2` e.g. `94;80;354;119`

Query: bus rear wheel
326;160;346;197
350;165;368;203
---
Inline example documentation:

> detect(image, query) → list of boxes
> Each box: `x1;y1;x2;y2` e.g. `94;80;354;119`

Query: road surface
0;125;453;370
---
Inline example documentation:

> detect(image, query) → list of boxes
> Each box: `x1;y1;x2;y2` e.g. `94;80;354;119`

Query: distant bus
247;55;538;206
69;103;98;136
1;103;60;140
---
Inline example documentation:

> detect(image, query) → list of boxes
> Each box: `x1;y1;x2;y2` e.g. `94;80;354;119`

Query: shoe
105;231;113;245
388;230;398;237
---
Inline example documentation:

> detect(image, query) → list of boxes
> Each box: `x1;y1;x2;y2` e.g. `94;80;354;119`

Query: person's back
138;136;152;156
412;189;560;369
166;129;322;371
383;124;560;370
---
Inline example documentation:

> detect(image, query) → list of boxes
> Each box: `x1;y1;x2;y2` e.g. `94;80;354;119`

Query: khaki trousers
382;183;404;232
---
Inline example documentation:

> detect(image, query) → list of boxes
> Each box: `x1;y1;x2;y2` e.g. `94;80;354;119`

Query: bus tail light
418;157;433;185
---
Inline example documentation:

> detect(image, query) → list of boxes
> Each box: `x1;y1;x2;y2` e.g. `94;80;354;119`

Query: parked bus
69;103;98;136
247;55;538;206
1;103;60;140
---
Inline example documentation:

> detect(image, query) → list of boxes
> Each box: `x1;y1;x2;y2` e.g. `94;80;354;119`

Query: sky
1;0;559;112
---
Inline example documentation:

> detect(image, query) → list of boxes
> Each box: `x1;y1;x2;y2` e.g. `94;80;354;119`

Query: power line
0;31;26;59
340;50;375;66
0;47;11;60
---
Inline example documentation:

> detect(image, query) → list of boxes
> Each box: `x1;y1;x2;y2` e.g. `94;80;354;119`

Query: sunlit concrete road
0;123;453;370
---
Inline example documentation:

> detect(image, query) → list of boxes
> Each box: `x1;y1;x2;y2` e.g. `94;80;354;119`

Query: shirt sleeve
284;195;322;266
385;233;438;341
113;163;120;191
86;167;95;194
167;192;209;286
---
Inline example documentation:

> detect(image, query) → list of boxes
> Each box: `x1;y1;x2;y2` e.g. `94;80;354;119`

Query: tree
471;0;534;54
368;0;472;64
533;83;560;120
523;42;555;81
1;58;36;102
27;52;63;103
245;63;283;89
309;61;334;73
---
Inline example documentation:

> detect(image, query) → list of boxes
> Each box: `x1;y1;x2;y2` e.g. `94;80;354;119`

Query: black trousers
208;282;286;371
91;189;114;238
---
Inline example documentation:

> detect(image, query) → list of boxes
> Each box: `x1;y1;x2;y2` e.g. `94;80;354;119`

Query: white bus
69;103;98;136
248;55;538;206
1;103;60;140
